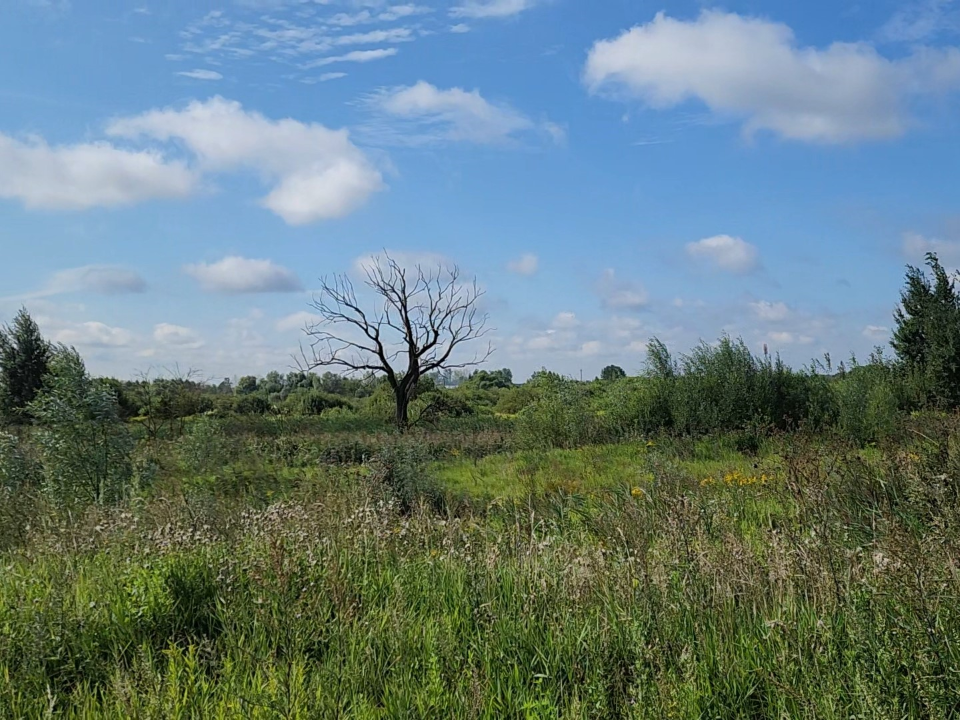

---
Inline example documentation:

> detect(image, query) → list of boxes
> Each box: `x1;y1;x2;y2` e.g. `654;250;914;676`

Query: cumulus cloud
54;321;134;348
686;235;760;274
767;331;814;346
43;266;147;296
507;253;538;275
451;0;540;19
749;300;790;322
902;231;960;267
153;323;203;348
584;10;960;143
0;133;196;211
108;96;384;225
177;69;223;80
552;311;580;329
371;81;559;145
276;311;323;333
184;256;303;293
596;269;649;311
863;325;891;340
352;249;452;278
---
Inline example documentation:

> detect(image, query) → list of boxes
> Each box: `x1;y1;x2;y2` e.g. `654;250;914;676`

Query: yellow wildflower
631;486;645;498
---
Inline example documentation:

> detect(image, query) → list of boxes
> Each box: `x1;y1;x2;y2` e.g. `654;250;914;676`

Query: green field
2;422;959;718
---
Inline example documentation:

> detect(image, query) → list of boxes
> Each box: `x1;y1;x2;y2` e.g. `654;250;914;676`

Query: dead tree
302;253;492;430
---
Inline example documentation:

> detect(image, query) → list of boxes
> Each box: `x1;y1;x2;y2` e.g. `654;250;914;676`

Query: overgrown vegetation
1;255;960;716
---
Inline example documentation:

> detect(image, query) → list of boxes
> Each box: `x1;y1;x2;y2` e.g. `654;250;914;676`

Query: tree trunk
395;391;410;431
394;375;419;432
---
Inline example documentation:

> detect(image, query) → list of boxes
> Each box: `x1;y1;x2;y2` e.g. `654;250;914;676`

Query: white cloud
596;269;649;311
686;235;760;274
580;340;603;356
43;266;146;296
451;0;540;19
177;69;223;80
276;311;322;333
319;72;347;81
309;47;398;67
0;133;196;211
552;311;579;329
184;256;303;293
450;23;471;33
880;0;960;43
108;96;384;224
153;323;203;348
507;253;538;275
749;300;790;322
902;231;960;267
767;331;814;346
584;10;960;143
332;28;413;47
863;325;891;340
378;5;432;22
54;321;134;348
352;249;451;277
372;81;555;145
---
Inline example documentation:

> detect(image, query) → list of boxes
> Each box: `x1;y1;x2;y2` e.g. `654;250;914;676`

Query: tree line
1;252;959;443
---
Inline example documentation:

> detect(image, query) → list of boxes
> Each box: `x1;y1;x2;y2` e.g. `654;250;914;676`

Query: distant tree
891;253;960;407
29;348;133;505
600;365;626;382
302;252;492;430
236;375;259;395
0;308;52;424
261;371;283;395
466;368;513;390
216;378;233;395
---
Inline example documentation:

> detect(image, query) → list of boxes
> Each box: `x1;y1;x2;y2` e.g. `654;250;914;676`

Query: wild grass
2;425;960;717
434;440;767;500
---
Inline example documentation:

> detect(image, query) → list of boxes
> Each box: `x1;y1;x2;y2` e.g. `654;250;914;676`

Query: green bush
0;431;41;490
515;375;604;449
833;357;901;445
371;443;444;513
28;349;135;505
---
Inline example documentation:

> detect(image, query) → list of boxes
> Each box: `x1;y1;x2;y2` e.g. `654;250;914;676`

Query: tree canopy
0;308;51;424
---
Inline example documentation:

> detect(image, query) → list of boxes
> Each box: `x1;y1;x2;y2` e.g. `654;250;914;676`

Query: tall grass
2;424;959;717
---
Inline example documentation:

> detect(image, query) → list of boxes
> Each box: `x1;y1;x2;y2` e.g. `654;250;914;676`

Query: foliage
0;430;41;490
4;425;960;716
892;252;960;408
28;348;135;506
833;353;901;445
0;307;51;424
600;364;626;381
515;373;603;449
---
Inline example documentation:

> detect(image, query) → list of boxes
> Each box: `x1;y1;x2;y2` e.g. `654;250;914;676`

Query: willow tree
302;253;492;429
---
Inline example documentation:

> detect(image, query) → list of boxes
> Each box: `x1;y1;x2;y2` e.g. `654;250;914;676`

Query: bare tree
301;253;492;429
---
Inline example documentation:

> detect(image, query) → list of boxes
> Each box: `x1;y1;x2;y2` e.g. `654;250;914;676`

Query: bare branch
299;251;494;428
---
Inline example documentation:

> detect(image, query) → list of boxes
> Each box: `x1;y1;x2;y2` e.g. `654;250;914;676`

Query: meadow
2;413;959;718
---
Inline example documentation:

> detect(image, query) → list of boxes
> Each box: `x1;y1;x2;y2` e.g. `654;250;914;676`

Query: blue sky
1;0;959;381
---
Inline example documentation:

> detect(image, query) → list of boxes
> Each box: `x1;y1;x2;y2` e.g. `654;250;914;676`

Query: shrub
0;431;41;490
28;349;134;505
281;389;351;416
833;356;900;445
370;443;444;513
515;375;603;449
177;416;236;476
